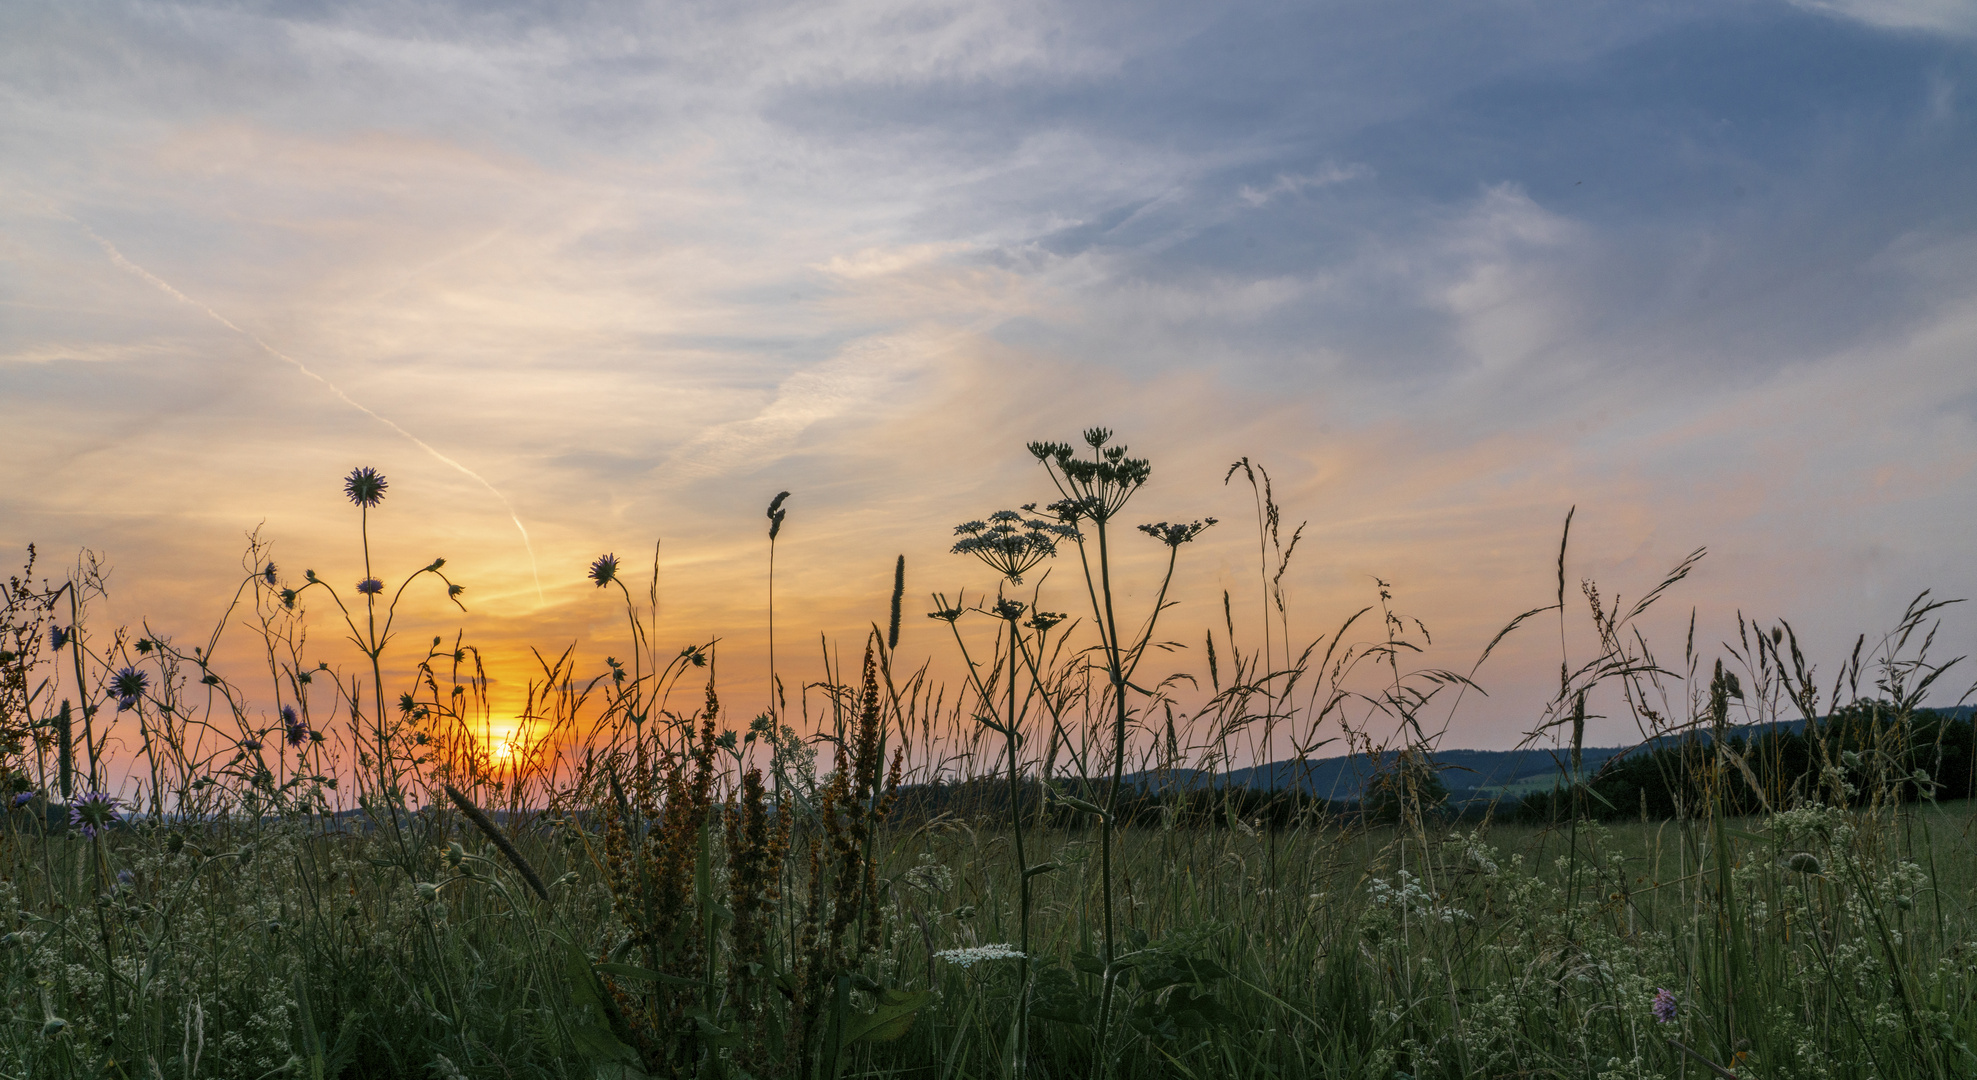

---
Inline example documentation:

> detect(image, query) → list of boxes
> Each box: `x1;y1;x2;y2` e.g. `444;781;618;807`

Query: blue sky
3;0;1974;752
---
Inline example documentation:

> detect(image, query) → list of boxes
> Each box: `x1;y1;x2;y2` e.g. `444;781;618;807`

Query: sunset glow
2;1;1973;762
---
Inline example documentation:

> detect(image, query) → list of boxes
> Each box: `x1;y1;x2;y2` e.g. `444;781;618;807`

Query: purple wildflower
241;738;263;752
115;870;134;888
49;625;69;650
1651;988;1678;1024
69;792;119;838
356;578;384;596
282;705;309;747
344;466;387;508
588;553;619;587
11;792;32;809
111;667;147;711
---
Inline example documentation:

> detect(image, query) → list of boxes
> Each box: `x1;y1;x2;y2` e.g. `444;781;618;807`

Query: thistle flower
1651;988;1678;1024
282;705;309;747
111;666;147;711
1138;519;1218;547
344;466;387;508
279;588;298;609
241;738;263;752
356;577;385;596
952;508;1077;584
935;943;1026;969
49;626;69;650
115;869;134;888
262;562;278;585
69;791;119;838
588;553;619;587
10;792;32;809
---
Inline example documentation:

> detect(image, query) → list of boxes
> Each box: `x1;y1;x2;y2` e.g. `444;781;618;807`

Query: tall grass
1;434;1974;1079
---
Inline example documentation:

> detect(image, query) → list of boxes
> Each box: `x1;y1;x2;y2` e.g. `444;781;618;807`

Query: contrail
64;212;546;603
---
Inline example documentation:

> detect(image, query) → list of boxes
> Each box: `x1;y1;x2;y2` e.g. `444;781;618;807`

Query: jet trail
68;213;546;603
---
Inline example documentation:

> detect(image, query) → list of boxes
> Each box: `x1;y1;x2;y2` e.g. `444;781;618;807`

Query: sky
3;0;1976;762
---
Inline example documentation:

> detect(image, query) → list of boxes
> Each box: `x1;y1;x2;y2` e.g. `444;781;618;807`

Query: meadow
2;431;1974;1080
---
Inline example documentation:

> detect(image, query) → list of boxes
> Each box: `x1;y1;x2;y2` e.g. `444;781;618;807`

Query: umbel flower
344;466;387;508
356;578;385;596
69;791;119;838
588;553;619;587
951;508;1078;584
1027;428;1152;524
1651;988;1678;1024
111;667;147;711
935;943;1026;969
1138;519;1217;548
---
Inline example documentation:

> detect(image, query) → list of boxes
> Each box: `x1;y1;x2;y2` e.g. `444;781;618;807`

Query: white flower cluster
1367;870;1469;925
935;943;1025;969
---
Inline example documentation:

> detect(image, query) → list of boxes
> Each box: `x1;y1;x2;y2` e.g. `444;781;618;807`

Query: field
3;437;1975;1079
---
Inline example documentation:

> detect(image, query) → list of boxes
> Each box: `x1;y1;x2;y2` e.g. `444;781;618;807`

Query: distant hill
1121;706;1975;804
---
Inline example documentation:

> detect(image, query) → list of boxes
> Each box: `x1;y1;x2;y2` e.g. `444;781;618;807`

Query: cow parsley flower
935;943;1025;969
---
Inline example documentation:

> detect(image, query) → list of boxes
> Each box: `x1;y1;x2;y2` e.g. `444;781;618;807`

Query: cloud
1789;0;1977;37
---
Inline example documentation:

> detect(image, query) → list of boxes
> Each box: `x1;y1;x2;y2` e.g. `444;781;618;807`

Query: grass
1;438;1974;1079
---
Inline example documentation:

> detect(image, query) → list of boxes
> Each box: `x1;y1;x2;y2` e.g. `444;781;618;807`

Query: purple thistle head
49;625;69;650
115;869;135;888
1651;988;1678;1024
241;738;263;752
111;667;147;711
588;553;619;587
262;562;278;585
344;466;387;508
11;792;32;809
283;707;310;747
356;578;385;596
69;791;119;838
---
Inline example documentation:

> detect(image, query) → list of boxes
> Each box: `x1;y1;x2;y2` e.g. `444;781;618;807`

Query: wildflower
1138;519;1218;547
283;706;309;747
1026;610;1067;632
935;943;1026;969
952;508;1077;584
262;562;278;585
344;466;387;508
69;791;119;838
279;588;297;609
115;869;134;888
588;553;619;587
49;625;69;650
928;606;964;624
356;578;384;596
992;597;1027;621
241;738;263;752
1651;988;1678;1024
111;666;147;711
11;792;32;809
